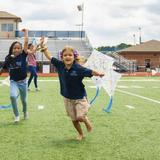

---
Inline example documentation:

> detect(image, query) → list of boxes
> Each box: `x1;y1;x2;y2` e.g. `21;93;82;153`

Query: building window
1;24;14;32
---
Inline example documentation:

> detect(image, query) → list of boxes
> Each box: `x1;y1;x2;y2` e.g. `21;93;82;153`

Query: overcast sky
0;0;160;47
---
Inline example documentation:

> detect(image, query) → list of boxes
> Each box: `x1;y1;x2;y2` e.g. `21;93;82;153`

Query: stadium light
77;5;83;11
77;3;84;38
138;27;142;44
133;34;136;45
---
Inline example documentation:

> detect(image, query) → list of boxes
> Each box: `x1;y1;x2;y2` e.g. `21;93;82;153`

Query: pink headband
59;50;79;59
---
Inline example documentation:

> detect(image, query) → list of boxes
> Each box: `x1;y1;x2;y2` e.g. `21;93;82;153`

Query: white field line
0;79;159;82
38;79;160;82
117;85;144;88
38;79;59;82
89;85;159;89
116;89;160;104
125;105;135;109
119;79;160;82
37;79;91;82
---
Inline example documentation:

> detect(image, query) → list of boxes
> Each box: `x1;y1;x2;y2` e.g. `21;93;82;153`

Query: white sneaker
14;116;20;123
24;112;29;120
35;88;40;91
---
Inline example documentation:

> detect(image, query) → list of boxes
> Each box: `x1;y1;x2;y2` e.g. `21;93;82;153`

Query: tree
96;43;132;54
116;43;132;50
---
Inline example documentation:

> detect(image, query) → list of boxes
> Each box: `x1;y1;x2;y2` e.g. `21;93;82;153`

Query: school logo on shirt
10;61;21;69
70;70;78;76
16;61;21;67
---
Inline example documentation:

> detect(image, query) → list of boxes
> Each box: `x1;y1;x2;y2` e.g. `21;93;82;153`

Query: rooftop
119;40;160;52
0;11;22;22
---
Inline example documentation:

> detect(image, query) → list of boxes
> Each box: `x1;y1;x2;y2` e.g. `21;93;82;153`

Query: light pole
133;34;136;45
77;3;84;38
138;27;142;44
76;24;82;38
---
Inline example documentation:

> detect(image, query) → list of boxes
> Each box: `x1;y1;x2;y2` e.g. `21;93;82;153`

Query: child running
0;29;29;123
40;39;104;140
27;43;39;91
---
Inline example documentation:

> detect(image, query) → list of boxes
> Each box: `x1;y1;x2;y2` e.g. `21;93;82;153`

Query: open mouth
65;59;71;62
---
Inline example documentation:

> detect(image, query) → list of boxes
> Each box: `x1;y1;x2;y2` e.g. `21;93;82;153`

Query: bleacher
0;31;93;62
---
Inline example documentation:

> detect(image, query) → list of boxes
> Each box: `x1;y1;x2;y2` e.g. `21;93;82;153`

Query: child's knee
10;95;17;101
77;116;85;122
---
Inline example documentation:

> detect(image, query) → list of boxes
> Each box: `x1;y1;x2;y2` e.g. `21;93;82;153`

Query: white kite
85;50;121;112
0;76;12;109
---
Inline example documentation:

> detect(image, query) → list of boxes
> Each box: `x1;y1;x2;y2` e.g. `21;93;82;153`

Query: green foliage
96;43;132;53
116;43;132;50
0;77;160;160
97;46;116;52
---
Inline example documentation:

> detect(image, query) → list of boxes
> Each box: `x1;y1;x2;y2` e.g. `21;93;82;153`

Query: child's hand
21;28;28;32
96;72;104;77
39;36;45;45
36;37;48;52
99;73;105;77
92;70;105;77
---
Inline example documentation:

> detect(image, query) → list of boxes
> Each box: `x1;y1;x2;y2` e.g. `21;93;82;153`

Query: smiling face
12;42;22;56
62;48;75;68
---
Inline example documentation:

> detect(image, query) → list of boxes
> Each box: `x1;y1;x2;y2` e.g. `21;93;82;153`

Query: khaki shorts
63;97;90;121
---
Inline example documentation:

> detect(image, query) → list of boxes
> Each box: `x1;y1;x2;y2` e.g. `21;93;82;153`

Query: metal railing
108;52;137;72
15;30;86;38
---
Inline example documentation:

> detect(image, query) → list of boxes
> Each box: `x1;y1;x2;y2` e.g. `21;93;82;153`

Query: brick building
118;40;160;71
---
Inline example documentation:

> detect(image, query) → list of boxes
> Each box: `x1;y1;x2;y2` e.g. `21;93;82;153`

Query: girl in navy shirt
40;40;104;140
0;29;29;123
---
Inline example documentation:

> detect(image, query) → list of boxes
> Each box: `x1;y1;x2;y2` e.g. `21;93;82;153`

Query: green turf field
0;77;160;160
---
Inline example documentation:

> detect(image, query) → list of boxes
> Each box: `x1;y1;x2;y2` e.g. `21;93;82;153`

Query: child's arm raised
39;37;52;60
22;29;28;53
42;48;52;60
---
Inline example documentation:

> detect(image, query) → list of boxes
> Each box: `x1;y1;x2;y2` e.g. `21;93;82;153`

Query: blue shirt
3;50;27;81
51;57;93;99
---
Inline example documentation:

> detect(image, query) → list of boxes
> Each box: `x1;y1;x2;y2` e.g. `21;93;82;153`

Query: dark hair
28;43;33;49
8;41;22;56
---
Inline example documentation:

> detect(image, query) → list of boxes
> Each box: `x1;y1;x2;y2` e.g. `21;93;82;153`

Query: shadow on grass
41;136;88;150
0;120;27;128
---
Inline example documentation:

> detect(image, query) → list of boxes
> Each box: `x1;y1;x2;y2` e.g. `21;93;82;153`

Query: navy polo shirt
3;50;27;81
51;57;93;99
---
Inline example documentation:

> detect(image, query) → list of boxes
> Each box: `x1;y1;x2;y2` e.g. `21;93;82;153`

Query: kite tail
90;87;100;105
0;94;19;110
103;96;113;113
0;104;12;109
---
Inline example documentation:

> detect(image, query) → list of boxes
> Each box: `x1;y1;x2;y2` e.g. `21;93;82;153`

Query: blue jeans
10;79;27;117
